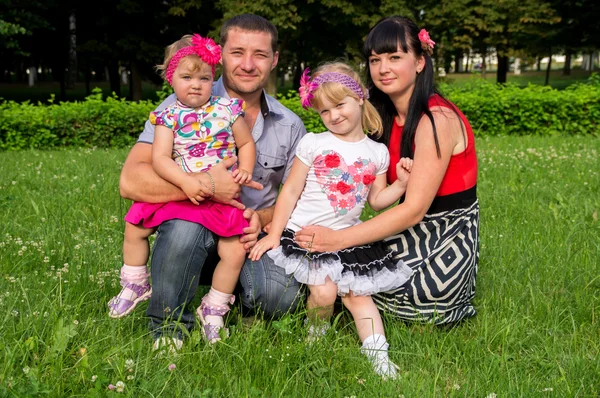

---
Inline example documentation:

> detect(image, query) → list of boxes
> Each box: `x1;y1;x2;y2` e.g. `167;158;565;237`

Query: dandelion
115;381;125;392
168;363;177;371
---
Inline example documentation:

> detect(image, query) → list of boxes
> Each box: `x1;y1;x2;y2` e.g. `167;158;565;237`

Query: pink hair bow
299;68;318;109
165;34;222;85
418;29;435;55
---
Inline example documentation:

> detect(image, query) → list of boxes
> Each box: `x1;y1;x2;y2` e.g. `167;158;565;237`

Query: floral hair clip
298;68;368;110
165;34;222;85
418;29;435;56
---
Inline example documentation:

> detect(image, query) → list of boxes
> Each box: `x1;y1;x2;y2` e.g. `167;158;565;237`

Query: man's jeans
147;219;303;339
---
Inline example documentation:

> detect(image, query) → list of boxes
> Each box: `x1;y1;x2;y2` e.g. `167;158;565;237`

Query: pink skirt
124;200;248;237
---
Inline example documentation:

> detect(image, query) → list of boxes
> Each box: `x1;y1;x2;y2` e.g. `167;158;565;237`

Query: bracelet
205;171;215;197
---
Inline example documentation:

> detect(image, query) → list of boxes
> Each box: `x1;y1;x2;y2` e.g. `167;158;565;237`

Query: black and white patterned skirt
374;200;480;324
267;229;413;296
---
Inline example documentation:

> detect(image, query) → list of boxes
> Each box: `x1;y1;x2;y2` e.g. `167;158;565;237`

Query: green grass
0;136;599;396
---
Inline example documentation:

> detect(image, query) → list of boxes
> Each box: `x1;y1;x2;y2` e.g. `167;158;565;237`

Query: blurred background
1;0;599;103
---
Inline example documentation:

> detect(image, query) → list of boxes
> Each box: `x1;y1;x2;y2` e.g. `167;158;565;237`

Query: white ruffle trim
267;247;414;296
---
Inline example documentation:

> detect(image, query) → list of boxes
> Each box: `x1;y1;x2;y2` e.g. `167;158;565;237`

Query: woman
294;16;479;324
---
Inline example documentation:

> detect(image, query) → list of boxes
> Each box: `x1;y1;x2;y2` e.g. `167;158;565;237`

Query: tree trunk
545;49;552;86
563;49;572;76
66;12;77;89
481;51;487;79
129;60;142;101
454;50;463;73
465;51;470;73
108;60;121;97
536;57;541;71
497;55;508;84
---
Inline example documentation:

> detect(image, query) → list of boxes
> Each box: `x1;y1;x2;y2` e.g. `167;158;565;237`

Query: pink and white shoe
107;282;152;318
196;295;234;343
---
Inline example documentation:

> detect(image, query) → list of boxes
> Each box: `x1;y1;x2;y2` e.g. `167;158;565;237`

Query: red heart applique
313;150;377;216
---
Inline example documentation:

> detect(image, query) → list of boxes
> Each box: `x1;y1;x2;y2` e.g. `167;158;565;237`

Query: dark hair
220;14;278;54
363;16;457;159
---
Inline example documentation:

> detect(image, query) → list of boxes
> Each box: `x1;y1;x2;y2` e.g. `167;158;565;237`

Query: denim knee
239;253;303;319
147;219;216;339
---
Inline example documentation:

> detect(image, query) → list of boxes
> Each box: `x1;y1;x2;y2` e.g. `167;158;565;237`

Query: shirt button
264;162;268;166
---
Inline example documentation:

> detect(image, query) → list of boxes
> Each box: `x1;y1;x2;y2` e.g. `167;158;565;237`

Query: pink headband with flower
165;34;221;85
418;29;435;56
299;68;368;110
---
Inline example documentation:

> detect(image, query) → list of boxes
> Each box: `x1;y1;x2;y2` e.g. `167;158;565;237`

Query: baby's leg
197;236;246;343
342;293;398;379
107;222;155;318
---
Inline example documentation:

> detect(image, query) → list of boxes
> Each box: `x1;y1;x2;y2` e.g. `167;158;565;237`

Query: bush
1;77;598;151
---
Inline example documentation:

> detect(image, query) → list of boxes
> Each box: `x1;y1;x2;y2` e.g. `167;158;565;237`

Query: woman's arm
230;117;256;183
295;111;461;252
249;157;310;260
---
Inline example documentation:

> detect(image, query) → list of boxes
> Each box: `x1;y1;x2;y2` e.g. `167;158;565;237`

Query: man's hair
220;14;278;53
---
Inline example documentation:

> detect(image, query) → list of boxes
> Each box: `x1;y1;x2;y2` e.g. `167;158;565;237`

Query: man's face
221;28;279;98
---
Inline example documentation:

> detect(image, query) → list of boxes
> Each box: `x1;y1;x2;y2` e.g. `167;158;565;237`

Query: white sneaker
152;337;183;356
361;347;399;379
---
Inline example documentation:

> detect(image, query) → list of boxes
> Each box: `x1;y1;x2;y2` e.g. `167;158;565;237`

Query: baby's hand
232;168;252;184
181;176;206;205
396;157;413;185
249;234;280;261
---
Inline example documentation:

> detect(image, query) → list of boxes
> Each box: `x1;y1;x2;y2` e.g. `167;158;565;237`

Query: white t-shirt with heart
286;131;389;232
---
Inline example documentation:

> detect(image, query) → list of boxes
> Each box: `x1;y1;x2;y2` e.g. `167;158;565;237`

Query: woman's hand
294;225;344;253
249;234;281;261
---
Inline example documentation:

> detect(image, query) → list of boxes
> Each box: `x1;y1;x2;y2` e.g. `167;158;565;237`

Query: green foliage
0;89;155;151
1;80;598;151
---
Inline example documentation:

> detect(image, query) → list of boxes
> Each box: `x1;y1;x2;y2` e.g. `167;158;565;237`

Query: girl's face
368;46;424;100
171;59;213;108
316;95;364;141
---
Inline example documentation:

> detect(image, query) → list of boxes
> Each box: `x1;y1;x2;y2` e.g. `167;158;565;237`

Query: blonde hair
309;62;383;138
155;35;210;81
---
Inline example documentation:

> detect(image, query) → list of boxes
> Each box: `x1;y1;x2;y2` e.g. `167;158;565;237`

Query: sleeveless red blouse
386;94;477;196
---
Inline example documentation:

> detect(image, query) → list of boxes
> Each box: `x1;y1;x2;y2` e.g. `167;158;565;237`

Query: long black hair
363;16;455;159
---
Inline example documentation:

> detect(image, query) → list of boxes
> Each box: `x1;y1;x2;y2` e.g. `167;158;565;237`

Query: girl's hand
249;234;281;261
396;157;413;186
181;176;206;205
232;168;252;184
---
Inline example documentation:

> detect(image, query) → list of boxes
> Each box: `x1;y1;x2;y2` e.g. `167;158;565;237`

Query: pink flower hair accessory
418;29;435;56
165;34;222;85
298;68;368;110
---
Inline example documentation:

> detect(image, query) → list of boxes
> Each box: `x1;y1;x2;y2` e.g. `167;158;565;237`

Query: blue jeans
147;219;303;339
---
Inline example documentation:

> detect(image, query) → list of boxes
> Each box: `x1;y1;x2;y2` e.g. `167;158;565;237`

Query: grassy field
0;136;599;396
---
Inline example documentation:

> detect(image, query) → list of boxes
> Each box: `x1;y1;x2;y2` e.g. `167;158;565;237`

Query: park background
1;0;599;397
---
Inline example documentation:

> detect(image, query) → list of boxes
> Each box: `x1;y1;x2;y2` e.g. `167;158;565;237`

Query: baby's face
171;59;213;109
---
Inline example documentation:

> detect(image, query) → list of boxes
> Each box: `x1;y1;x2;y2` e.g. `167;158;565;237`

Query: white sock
119;264;148;301
362;334;388;351
203;288;233;328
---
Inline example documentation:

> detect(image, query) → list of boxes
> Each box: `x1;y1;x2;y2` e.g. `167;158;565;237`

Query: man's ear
271;51;279;71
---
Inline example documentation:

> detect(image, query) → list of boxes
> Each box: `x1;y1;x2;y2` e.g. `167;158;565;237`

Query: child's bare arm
231;118;256;184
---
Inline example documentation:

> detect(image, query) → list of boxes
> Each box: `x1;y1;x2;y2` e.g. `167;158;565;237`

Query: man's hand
202;157;263;210
240;208;261;251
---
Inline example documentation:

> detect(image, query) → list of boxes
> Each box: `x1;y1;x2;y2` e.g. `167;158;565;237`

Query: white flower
23;366;30;375
115;381;125;392
91;375;97;382
125;359;134;368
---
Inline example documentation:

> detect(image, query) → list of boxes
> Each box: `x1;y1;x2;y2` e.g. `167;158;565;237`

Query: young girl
108;34;256;343
249;62;413;379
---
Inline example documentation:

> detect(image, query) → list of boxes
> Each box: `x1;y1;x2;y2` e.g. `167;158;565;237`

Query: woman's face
368;46;424;100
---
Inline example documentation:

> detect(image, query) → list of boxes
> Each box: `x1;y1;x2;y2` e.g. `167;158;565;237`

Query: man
119;14;306;348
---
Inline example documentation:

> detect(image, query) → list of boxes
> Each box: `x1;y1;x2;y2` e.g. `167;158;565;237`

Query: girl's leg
342;293;399;379
304;278;338;341
108;222;155;318
197;236;246;343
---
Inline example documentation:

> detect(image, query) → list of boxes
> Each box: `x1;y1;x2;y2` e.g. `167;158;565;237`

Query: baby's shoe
361;334;400;380
108;282;152;318
196;294;234;344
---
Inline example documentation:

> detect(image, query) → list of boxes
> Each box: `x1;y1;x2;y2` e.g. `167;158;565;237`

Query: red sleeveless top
386;94;477;196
